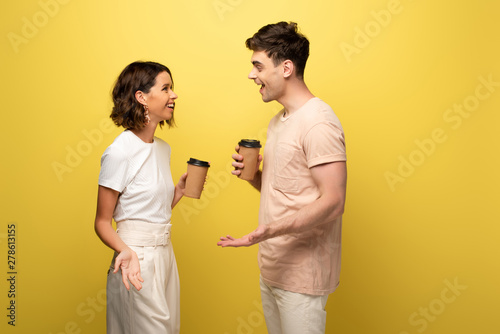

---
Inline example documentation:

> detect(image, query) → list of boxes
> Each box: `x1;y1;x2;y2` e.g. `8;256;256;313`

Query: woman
94;61;185;333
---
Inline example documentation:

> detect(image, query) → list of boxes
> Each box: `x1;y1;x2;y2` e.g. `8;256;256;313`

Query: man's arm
217;161;347;247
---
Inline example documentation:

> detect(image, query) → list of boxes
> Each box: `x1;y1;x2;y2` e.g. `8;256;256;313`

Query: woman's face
142;71;178;123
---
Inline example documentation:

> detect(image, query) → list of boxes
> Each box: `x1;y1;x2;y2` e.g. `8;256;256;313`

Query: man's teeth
167;104;175;108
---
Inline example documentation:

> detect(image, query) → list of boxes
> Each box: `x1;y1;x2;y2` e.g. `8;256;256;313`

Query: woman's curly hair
110;61;175;129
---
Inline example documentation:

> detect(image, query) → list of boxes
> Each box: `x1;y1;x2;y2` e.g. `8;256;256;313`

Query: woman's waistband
116;220;171;247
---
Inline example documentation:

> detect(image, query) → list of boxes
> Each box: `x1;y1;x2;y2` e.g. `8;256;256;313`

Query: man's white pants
106;220;180;334
260;277;329;334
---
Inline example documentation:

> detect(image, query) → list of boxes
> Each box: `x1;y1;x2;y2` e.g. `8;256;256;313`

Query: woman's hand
113;248;144;291
172;173;188;208
177;172;188;191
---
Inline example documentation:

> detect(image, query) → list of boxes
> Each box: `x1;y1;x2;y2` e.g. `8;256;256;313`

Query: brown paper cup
238;139;261;181
184;158;210;199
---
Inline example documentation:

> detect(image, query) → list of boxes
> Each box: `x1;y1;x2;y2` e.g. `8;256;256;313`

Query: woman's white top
98;130;175;224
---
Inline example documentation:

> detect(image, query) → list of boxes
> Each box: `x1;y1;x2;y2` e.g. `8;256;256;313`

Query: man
218;21;347;334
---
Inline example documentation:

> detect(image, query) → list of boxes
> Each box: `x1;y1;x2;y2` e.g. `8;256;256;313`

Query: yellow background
1;0;499;333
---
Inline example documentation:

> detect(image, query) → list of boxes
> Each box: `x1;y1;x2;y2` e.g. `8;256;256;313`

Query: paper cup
184;158;210;199
238;139;262;181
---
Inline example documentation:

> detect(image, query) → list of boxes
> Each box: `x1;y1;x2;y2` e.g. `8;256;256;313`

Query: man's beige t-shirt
259;97;346;296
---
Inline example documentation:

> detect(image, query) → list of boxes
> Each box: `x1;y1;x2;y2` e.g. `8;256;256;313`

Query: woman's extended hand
113;248;144;291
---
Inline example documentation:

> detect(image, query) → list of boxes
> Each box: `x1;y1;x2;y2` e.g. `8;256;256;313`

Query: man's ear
135;91;147;105
282;60;294;78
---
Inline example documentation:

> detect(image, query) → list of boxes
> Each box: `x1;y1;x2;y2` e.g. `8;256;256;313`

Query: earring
143;105;151;125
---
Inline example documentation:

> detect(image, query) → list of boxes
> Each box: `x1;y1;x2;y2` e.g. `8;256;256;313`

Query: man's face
248;50;284;103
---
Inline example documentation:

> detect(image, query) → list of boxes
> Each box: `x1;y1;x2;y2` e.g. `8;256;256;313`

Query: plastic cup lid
238;139;262;148
187;158;210;167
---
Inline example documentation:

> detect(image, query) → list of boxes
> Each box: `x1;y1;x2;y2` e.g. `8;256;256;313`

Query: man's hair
245;21;310;79
110;61;175;130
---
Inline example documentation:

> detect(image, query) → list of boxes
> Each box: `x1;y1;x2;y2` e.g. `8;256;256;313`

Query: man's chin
261;95;272;103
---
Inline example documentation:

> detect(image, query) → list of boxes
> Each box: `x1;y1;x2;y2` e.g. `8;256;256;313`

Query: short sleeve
304;121;346;168
98;146;130;192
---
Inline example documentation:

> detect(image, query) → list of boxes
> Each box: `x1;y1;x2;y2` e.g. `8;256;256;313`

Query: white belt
116;220;171;247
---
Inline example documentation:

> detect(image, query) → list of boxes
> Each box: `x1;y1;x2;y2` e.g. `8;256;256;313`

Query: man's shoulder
299;97;341;126
304;97;334;115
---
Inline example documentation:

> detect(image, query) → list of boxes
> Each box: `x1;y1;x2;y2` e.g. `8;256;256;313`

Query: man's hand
232;145;263;191
217;225;269;247
231;145;262;176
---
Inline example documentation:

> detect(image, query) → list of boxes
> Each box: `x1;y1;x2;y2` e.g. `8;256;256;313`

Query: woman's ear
135;91;147;105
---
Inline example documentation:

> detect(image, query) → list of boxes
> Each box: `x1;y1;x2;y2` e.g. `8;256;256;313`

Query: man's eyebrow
252;60;263;66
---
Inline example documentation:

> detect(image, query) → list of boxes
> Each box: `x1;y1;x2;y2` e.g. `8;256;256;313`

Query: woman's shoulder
101;131;132;162
154;136;171;151
110;130;135;146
